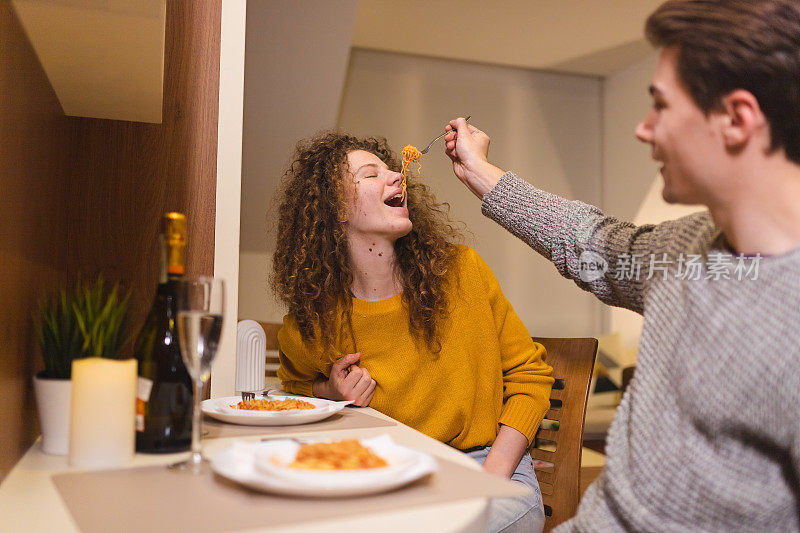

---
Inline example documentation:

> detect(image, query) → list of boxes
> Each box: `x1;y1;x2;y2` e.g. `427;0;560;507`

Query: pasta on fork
400;145;422;201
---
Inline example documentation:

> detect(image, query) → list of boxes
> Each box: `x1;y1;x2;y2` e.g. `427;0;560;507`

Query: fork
240;388;278;402
260;436;316;445
419;116;470;154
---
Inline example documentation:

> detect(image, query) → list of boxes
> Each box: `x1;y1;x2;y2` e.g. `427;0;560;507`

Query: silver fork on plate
240;388;278;402
419;115;470;154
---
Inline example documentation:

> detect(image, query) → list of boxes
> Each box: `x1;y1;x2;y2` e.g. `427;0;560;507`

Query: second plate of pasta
202;395;351;426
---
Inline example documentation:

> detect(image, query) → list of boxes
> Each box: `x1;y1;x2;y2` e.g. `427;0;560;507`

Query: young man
445;0;800;530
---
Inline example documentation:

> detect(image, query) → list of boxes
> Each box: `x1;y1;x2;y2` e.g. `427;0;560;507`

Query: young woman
272;132;553;533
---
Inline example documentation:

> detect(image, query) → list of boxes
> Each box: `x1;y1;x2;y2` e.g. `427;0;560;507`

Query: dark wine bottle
134;212;193;453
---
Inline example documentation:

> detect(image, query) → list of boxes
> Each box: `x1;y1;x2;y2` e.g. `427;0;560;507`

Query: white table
0;408;497;532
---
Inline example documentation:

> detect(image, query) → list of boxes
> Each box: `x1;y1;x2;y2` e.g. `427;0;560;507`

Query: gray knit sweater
482;172;800;532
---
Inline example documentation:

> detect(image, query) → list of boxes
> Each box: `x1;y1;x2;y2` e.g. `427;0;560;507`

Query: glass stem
191;378;204;464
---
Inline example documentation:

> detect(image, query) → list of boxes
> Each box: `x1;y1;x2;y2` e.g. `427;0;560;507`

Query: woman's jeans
466;447;545;533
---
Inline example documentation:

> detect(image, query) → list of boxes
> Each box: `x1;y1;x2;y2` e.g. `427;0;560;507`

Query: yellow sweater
277;245;554;450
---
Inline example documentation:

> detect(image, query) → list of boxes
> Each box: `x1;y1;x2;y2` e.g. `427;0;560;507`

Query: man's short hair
646;0;800;164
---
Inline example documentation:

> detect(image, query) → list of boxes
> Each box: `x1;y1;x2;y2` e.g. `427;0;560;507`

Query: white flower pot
33;372;72;455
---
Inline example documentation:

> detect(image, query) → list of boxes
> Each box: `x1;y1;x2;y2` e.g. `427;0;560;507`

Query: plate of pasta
201;395;351;426
210;435;438;497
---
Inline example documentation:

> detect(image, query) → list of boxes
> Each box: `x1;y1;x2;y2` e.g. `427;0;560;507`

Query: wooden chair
531;337;599;531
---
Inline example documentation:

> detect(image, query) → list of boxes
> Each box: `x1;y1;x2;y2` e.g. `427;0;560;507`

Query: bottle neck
158;235;168;284
158;234;185;285
160;274;183;288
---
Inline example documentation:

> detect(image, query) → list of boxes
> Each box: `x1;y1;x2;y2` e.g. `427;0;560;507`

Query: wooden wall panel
0;2;71;480
66;0;222;339
0;0;222;480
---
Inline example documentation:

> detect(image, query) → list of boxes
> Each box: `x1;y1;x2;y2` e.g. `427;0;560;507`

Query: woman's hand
312;352;377;406
444;117;506;200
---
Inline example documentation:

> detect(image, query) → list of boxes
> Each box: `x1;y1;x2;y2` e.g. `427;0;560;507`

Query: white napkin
235;320;266;393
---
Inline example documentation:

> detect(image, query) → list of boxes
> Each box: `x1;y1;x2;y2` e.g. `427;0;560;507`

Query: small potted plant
33;277;131;454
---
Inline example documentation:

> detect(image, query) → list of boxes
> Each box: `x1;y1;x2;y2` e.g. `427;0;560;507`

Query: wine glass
169;276;225;473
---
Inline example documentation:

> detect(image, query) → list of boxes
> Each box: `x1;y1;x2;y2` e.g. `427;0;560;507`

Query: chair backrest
531;337;599;532
256;321;281;378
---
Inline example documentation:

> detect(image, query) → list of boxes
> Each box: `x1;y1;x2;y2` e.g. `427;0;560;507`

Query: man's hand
444;117;506;200
312;352;376;407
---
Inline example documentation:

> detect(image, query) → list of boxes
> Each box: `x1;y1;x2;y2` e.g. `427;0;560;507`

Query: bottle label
136;377;154;432
137;376;154;401
136;400;145;432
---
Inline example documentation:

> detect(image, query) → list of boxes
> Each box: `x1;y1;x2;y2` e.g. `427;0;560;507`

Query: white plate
210;435;438;497
202;395;351;426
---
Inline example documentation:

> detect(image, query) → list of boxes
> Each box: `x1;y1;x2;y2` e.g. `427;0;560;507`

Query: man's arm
444;117;665;312
483;172;663;313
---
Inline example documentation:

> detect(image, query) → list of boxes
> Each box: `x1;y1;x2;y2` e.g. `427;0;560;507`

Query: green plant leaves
33;277;132;379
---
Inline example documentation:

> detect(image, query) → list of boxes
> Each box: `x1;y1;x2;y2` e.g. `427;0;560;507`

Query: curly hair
270;132;460;357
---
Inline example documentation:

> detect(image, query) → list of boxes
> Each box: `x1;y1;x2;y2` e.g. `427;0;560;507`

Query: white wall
237;0;358;325
602;51;660;221
239;0;358;253
602;51;705;351
601;52;658;350
238;250;284;323
212;0;246;397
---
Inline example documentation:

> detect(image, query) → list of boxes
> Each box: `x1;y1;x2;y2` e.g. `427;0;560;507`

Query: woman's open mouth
384;193;404;208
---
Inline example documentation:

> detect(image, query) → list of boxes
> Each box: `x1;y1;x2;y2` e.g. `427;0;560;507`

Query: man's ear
719;89;766;148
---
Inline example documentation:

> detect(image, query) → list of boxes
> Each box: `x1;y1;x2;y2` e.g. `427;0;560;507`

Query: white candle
69;358;137;469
